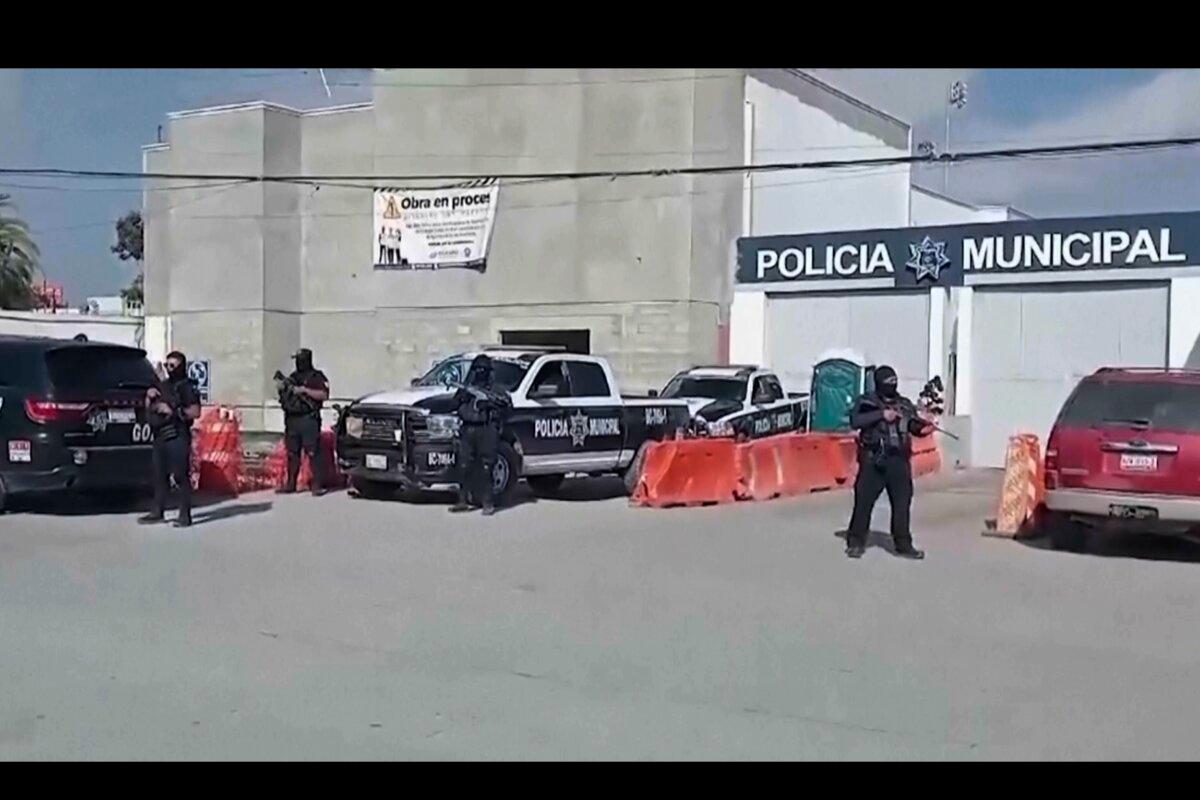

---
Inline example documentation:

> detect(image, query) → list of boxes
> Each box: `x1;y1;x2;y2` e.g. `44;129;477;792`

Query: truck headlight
345;415;364;438
707;420;734;438
426;414;461;438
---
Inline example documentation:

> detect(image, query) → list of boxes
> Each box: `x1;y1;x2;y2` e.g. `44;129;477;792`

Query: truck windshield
661;376;746;402
416;357;528;391
1060;380;1200;432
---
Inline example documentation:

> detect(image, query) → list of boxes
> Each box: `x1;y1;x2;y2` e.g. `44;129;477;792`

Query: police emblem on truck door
569;410;589;447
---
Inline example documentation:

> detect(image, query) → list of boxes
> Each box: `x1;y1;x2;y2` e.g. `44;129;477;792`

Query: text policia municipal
755;227;1186;280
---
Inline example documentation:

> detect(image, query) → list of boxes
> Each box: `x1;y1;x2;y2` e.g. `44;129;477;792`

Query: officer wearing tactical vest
449;355;512;516
140;351;202;528
845;365;934;560
275;348;330;496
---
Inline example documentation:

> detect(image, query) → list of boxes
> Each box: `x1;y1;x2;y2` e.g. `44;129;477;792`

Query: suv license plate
107;408;136;424
1109;504;1159;520
365;454;388;470
1120;454;1157;471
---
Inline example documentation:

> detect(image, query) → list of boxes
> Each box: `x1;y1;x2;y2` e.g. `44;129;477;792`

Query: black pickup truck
335;348;692;503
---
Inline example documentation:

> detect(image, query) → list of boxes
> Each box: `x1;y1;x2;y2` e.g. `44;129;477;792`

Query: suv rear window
44;347;156;395
1060;379;1200;432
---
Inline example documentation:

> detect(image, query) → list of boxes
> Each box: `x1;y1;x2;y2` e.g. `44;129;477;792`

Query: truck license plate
1109;504;1158;520
1120;454;1157;471
365;454;388;470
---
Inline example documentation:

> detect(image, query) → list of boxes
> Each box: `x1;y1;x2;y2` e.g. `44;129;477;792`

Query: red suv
1041;368;1200;551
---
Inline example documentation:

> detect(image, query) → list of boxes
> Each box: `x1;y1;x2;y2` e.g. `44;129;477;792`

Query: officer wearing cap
276;348;330;496
844;364;934;560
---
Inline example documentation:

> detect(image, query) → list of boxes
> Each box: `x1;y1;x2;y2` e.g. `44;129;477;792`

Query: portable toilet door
808;353;875;433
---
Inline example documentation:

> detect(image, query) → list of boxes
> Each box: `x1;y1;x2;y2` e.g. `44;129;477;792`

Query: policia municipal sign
737;211;1200;289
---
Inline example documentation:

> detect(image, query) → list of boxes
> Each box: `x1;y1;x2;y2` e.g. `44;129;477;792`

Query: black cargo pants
151;431;192;522
284;414;325;491
846;453;914;550
457;422;499;509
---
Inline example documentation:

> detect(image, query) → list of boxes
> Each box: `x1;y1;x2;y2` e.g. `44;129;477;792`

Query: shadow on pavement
1016;529;1200;564
6;490;225;518
833;528;903;556
191;501;274;527
538;476;629;503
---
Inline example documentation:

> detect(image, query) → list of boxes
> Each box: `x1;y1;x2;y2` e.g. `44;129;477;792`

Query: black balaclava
166;351;188;382
294;348;314;373
466;355;493;388
875;365;899;399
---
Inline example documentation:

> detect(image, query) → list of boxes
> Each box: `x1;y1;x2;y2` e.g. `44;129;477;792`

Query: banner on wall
373;180;499;272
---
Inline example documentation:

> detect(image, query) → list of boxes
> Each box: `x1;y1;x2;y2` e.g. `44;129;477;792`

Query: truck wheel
351;477;395;501
493;441;521;506
0;475;8;515
526;474;565;497
622;442;651;496
1046;513;1089;553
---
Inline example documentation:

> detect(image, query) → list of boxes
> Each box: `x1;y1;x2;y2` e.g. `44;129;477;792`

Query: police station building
731;212;1200;468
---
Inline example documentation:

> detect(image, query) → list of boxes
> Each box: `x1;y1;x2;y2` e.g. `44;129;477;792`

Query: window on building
500;329;591;355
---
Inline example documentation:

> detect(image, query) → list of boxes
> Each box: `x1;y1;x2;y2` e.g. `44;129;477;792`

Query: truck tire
493;441;521;507
0;474;8;515
622;442;652;497
351;477;395;502
1046;513;1089;553
526;474;565;497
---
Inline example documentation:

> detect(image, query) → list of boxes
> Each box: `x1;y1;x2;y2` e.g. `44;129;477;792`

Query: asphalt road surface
4;469;1200;760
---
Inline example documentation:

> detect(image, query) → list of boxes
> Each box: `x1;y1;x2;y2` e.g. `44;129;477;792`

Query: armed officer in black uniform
845;365;934;560
449;355;512;516
140;351;201;528
275;348;330;496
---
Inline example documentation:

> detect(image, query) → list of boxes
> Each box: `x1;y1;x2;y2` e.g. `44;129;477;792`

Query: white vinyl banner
373;181;499;272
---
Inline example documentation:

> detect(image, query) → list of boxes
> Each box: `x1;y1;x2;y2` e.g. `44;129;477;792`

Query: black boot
846;543;865;559
138;512;165;525
173;515;192;529
894;541;925;560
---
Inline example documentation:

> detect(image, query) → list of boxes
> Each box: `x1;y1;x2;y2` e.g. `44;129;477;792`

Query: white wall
0;312;142;348
1169;276;1200;368
746;75;912;237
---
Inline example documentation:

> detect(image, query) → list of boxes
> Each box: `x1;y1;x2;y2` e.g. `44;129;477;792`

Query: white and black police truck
659;365;809;439
335;347;692;504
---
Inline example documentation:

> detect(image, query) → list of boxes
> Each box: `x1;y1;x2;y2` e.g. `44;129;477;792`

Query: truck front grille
362;414;404;443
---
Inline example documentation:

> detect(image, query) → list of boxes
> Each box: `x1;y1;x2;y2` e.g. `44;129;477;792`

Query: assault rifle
274;370;320;415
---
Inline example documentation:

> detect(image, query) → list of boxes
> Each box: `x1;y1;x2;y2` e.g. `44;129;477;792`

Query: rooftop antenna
318;69;332;99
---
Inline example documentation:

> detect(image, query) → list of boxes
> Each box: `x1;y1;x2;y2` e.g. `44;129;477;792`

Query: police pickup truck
659;365;808;439
335;347;692;503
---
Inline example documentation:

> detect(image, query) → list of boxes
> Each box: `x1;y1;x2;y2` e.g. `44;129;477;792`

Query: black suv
0;335;159;512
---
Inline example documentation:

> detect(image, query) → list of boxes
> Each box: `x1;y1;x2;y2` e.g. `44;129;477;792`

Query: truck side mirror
648;389;659;398
410;378;420;387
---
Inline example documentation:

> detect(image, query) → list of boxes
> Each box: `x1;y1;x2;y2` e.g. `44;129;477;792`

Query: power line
5;135;1200;189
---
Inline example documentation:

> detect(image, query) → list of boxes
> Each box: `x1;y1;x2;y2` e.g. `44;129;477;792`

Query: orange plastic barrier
191;407;243;496
263;428;345;491
631;438;741;507
737;436;786;501
910;435;942;479
992;433;1042;537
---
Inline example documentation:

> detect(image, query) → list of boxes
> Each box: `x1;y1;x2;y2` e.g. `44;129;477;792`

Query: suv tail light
24;398;91;424
1044;429;1059;490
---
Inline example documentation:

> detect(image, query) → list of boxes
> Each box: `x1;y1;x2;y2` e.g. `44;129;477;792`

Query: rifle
881;388;960;441
274;370;319;414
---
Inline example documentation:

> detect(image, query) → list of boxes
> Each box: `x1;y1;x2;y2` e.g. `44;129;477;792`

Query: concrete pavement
3;469;1200;760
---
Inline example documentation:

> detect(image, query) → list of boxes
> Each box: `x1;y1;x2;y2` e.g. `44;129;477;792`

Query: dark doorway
500;329;591;355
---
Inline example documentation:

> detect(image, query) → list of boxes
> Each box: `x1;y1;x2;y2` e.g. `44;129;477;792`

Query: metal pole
944;87;951;194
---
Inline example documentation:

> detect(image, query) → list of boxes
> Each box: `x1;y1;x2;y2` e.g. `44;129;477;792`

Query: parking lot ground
4;467;1200;760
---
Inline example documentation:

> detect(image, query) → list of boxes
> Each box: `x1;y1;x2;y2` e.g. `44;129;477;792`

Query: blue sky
3;68;1199;302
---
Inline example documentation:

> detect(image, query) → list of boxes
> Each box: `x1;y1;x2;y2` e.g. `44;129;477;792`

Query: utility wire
4;135;1200;188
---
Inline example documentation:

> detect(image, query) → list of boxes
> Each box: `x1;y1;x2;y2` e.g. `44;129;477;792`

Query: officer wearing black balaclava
277;348;330;496
140;351;201;528
844;365;934;560
449;355;511;516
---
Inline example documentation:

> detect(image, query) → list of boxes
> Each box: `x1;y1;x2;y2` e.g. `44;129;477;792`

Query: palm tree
0;193;40;309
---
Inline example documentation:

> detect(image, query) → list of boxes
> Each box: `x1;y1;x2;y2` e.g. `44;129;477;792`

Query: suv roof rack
690;364;759;372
